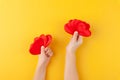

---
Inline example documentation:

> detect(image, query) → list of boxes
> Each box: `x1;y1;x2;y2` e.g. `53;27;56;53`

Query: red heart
29;34;52;55
64;19;91;37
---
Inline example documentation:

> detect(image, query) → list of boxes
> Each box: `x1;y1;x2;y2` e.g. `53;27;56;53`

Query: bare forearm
64;52;79;80
34;63;47;80
33;47;53;80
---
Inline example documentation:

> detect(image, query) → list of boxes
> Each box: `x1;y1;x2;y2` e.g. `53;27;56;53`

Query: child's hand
38;46;53;67
66;31;83;54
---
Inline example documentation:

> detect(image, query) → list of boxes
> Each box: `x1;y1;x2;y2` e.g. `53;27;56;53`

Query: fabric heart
64;19;91;37
29;34;52;55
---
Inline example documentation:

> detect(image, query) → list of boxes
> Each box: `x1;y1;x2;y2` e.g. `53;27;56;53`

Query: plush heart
29;34;52;55
64;19;91;37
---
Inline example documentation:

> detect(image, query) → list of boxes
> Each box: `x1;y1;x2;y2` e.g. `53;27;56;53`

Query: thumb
72;31;79;41
41;46;45;54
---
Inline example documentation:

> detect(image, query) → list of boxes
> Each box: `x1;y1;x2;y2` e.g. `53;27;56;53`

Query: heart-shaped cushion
29;34;52;55
64;19;91;37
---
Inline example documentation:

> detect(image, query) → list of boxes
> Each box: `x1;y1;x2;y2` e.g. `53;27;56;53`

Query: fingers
72;31;83;45
72;31;79;41
45;47;53;57
41;46;53;57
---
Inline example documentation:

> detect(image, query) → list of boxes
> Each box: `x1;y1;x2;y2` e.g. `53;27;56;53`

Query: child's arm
64;31;83;80
34;46;53;80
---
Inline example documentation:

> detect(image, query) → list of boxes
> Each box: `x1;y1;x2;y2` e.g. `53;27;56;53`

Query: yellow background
0;0;120;80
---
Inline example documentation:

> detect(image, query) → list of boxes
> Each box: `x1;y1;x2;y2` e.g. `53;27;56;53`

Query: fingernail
75;31;78;34
41;46;44;48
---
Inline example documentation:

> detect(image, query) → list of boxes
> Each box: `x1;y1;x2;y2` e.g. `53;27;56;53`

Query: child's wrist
37;61;47;68
66;51;76;59
66;50;75;55
66;48;76;54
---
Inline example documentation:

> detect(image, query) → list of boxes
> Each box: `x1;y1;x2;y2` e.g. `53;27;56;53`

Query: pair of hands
38;31;83;66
